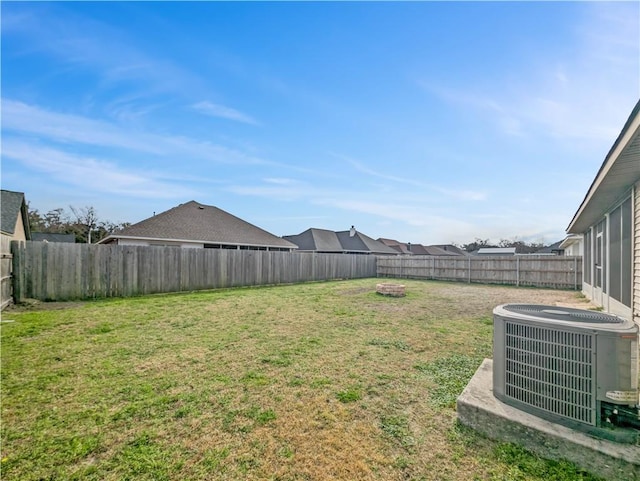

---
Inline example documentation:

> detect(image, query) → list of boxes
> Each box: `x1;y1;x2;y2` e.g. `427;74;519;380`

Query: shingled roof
377;238;464;256
282;228;344;252
99;201;296;249
285;227;398;255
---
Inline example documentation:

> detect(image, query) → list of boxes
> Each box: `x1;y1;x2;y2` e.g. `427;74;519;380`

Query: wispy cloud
2;99;165;154
263;178;301;185
1;98;269;165
226;183;312;202
2;4;208;99
338;154;424;187
313;197;475;235
421;3;639;145
192;101;260;126
335;153;487;201
434;187;487;202
2;140;198;198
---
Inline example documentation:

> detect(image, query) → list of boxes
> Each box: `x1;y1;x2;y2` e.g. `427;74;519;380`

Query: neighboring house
476;247;517;256
378;238;463;256
98;201;297;251
1;190;31;243
534;240;564;256
285;227;398;255
566;100;639;322
378;238;413;255
31;233;76;243
558;235;583;256
431;244;468;256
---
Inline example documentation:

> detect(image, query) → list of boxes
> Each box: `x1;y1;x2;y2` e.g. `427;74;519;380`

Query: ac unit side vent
504;321;595;425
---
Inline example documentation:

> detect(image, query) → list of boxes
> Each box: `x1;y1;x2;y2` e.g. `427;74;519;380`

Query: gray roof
377;238;412;254
285;228;398;255
100;201;296;249
1;190;30;238
337;230;399;254
377;238;464;256
535;241;563;254
31;233;76;243
432;244;468;256
422;245;456;256
283;228;344;252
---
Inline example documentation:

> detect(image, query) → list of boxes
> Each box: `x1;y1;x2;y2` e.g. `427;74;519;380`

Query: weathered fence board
377;255;582;289
1;236;13;310
12;242;378;302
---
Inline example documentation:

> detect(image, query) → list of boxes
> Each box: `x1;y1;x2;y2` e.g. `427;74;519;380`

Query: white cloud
2;140;198;199
263;178;300;185
2;99;165;154
434;187;487;202
421;3;639;145
2;5;208;98
335;152;487;201
338;154;424;187
192;101;259;126
1;98;269;165
226;184;311;202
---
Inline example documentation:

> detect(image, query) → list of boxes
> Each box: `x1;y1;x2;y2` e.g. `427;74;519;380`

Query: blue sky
2;2;639;245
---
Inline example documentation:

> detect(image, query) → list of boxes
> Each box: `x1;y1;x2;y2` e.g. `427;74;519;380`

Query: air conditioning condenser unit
493;304;639;443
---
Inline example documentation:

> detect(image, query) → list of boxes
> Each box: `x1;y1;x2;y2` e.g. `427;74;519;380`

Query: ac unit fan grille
504;321;595;425
502;304;622;324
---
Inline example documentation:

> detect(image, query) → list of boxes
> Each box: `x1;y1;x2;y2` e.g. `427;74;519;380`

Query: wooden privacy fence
1;236;13;310
10;242;584;303
377;255;582;289
12;241;377;302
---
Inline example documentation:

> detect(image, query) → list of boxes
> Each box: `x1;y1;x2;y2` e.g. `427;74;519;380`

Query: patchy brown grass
1;279;601;480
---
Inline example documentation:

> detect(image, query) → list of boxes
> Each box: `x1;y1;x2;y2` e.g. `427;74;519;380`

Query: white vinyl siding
634;181;640;324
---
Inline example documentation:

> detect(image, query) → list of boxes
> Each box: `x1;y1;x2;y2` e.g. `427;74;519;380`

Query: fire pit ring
376;283;406;297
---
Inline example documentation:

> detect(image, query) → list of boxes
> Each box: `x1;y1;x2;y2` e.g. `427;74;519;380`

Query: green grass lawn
1;279;602;481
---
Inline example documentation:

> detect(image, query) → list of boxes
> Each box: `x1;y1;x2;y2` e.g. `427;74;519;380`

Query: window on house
621;196;631;307
610;204;622;301
583;229;591;284
582;228;591;285
595;219;606;291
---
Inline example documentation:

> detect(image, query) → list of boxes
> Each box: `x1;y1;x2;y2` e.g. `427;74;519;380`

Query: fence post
516;256;520;287
468;257;471;283
574;256;578;290
10;241;22;303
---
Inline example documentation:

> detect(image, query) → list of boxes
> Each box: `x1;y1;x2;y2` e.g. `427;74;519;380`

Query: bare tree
70;206;99;243
28;204;127;243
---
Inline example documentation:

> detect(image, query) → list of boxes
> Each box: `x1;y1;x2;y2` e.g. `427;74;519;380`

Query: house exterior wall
634;179;640;327
564;242;583;256
9;213;28;242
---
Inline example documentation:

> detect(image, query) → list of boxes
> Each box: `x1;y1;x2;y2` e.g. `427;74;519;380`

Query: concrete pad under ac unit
457;359;640;481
